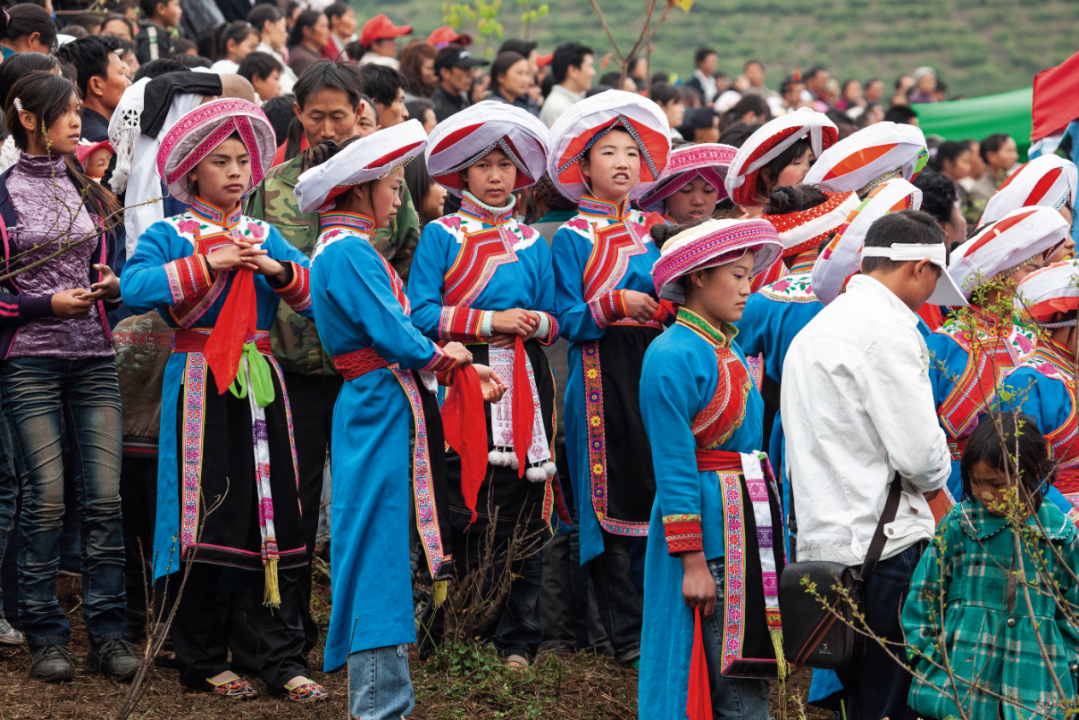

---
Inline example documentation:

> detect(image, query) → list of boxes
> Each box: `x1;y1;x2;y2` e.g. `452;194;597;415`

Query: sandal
207;677;257;698
285;680;326;702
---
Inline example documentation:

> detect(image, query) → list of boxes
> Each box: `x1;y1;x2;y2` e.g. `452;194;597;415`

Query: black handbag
778;473;902;670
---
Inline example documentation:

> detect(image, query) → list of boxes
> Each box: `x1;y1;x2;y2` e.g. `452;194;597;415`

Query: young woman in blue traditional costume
547;90;672;667
408;103;569;668
926;206;1070;505
639;218;785;720
121;98;324;701
978;154;1077;263
296;120;504;720
1002;259;1079;521
637;142;737;225
723;109;837;288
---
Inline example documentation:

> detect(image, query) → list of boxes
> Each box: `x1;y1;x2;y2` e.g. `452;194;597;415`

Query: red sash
695;449;744;473
172;328;271;357
333;347;391;381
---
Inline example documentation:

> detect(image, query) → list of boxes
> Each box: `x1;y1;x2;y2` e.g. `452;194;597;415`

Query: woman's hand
236;241;287;283
84;264;121;300
491;308;537;338
442;341;473;367
681;551;716;619
623;290;660;324
473;364;507;402
206;244;260;273
51;288;92;318
489;332;516;349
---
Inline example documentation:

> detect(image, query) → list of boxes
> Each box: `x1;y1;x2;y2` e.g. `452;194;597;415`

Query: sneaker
87;638;142;681
29;645;75;682
0;617;23;645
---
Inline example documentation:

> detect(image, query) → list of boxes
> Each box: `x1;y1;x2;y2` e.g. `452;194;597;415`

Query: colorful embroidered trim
438;306;488;342
459;196;516;226
442;226;518;308
190;197;242;227
166;254;211;306
273;261;311;312
391;367;449;579
582;220;648;303
424;346;459;373
319;212;375;236
662;513;703;554
588;289;628;328
180;352;207;558
578;195;629;220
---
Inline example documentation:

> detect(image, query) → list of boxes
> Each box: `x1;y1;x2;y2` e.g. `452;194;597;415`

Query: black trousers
835;542;926;720
120;450;159;636
225;370;343;669
172;564;307;693
587;530;643;664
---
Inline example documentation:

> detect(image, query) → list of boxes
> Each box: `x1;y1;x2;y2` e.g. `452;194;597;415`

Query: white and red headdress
547;90;671;203
949;206;1071;300
156;98;276;205
653;218;783;304
1017;259;1079;324
295;119;427;214
812;178;922;306
424;103;551;197
764;190;860;258
637;143;737;212
724;109;838;207
803;122;929;198
979;155;1078;226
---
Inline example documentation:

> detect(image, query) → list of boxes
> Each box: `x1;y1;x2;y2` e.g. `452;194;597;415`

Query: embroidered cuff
423;345;459;373
535;311;559;345
165;254;212;305
438;306;487;342
662;514;703;555
272;261;311;311
587;289;628;329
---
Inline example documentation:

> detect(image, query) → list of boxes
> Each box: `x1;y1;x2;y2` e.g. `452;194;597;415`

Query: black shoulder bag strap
857;472;903;583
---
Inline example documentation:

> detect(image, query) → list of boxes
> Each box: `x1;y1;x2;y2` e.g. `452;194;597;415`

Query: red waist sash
696;449;745;473
1057;470;1079;496
173;329;271;356
332;347;390;381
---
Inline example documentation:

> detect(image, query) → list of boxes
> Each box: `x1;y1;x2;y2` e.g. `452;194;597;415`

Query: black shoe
87;638;142;681
29;645;75;682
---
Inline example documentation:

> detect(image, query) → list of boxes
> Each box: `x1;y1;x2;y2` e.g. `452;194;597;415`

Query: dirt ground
0;577;830;719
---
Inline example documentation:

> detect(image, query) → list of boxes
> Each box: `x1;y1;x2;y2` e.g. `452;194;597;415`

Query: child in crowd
903;414;1079;720
76;140;114;183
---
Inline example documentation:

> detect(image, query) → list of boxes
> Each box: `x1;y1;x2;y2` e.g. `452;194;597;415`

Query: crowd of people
0;2;1075;720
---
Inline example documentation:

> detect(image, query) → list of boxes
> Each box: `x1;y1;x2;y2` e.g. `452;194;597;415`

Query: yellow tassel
263;558;281;609
770;630;789;680
432;579;448;610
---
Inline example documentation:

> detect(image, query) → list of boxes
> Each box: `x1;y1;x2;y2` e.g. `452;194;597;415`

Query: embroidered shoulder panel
935;317;1037;361
164;212;271;251
691;346;752;450
758;274;817;303
435;212;542;252
560;209;649;245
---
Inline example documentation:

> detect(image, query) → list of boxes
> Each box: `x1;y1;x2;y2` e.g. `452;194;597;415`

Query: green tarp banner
913;87;1033;160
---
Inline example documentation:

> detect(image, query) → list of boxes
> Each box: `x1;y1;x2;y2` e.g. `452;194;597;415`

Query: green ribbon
229;342;276;408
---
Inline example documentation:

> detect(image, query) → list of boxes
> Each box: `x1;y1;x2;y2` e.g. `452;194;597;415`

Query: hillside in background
349;0;1079;99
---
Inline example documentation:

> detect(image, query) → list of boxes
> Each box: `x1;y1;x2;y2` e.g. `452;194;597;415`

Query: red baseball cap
427;26;472;49
360;14;412;48
536;52;553;68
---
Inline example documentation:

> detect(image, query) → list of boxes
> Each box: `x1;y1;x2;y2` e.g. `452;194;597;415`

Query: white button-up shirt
781;274;951;566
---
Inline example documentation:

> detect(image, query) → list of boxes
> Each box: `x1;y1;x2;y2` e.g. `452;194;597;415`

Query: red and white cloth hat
547;90;671;203
1017;259;1079;324
637;143;737;212
724;109;838;207
295;119;427;214
157;98;276;205
949;206;1071;300
812;178;922;306
424;103;551;198
803;122;929;198
763;190;860;258
653;218;783;304
979;155;1078;226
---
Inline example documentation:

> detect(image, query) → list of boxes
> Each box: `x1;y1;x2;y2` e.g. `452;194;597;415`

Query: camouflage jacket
245;152;420;376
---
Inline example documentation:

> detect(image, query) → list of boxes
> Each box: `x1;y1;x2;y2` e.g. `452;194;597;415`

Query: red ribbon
203;267;258;395
441;364;487;523
687;607;713;720
512;335;535;478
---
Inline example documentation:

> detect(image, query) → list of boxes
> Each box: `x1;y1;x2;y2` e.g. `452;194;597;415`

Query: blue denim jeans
587;530;643;664
702;559;772;720
0;405;17;622
1;357;126;648
348;645;415;720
